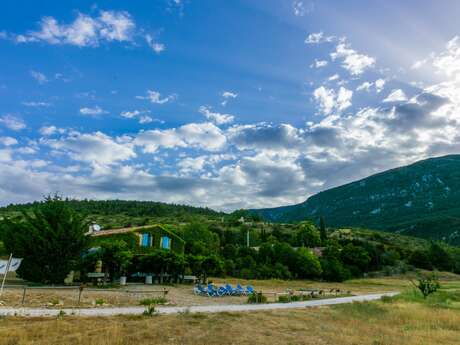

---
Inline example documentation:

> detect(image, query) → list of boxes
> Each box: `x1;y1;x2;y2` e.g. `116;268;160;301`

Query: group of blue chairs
194;283;254;297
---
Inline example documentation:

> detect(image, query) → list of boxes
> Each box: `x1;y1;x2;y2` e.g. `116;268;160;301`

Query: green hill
0;199;223;229
252;155;460;245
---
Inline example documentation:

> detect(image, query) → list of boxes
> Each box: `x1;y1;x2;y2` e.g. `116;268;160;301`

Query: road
0;292;398;317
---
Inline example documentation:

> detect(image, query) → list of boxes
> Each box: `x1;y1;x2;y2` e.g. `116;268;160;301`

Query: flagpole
0;253;12;296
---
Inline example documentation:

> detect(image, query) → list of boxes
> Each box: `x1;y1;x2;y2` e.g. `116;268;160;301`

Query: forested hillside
253;155;460;245
0;199;224;228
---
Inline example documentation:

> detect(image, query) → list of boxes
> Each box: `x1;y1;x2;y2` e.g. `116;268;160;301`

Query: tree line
1;196;459;284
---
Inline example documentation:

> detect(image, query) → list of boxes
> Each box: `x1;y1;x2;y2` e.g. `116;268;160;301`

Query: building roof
91;224;185;243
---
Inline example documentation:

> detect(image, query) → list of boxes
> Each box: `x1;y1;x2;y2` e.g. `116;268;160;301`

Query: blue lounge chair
236;283;245;296
225;283;236;296
193;283;207;296
207;283;219;297
246;285;255;295
217;285;227;297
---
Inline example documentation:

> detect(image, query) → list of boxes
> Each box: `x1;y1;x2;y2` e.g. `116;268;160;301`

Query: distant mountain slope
253;155;460;244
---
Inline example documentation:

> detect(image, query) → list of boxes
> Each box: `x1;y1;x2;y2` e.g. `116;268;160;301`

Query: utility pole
247;229;250;247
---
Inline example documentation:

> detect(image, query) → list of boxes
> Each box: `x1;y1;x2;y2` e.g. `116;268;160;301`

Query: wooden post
21;286;27;305
0;253;12;296
78;285;84;305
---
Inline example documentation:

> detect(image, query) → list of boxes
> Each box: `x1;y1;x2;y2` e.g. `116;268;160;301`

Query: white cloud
135;122;226;153
292;1;313;16
356;78;386;93
337;87;353;110
356;81;372;92
313;86;353;114
331;42;375;75
80;106;108;116
22;101;51;107
375;79;386;93
222;91;237;99
305;32;335;44
0;149;12;162
328;74;340;81
145;34;165;54
311;59;328;68
313;87;335;114
0;115;26;131
120;110;141;119
383;89;407;103
199;106;234;125
17;11;135;47
30;70;48;84
0;137;18;146
139;116;154;124
98;11;135;42
136;90;176;104
120;110;160;124
39;126;65;136
45;131;136;165
221;91;238;106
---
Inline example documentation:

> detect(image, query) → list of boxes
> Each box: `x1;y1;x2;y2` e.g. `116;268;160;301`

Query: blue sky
1;0;460;210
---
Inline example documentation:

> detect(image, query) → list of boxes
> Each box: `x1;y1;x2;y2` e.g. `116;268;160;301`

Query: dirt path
0;292;398;317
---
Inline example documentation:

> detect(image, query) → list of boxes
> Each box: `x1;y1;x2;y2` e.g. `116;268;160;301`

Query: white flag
0;258;22;274
0;261;7;275
8;258;22;272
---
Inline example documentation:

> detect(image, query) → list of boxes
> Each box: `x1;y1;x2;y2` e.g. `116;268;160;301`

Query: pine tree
319;216;327;244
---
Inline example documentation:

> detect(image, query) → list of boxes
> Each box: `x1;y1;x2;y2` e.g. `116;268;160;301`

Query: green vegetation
0;195;459;285
253;155;460;245
0;198;224;229
411;274;440;298
247;292;267;304
0;195;89;284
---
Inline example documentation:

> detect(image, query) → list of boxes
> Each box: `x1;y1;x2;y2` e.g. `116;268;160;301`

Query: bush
247;292;267;304
95;298;105;306
412;274;440;299
278;295;290;303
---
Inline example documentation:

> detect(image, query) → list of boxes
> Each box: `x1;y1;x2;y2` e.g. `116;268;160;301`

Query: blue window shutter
141;233;150;247
161;236;171;250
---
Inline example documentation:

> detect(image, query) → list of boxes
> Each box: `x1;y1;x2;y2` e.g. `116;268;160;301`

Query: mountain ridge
252;154;460;245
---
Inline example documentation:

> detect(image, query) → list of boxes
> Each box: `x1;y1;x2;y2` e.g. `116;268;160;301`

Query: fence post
78;285;84;306
21;286;27;305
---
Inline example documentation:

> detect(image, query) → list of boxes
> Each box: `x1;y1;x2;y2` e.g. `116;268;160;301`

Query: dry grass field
2;271;451;308
0;274;458;345
0;291;459;345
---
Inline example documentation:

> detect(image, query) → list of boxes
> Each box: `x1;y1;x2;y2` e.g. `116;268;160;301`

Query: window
141;233;151;247
160;236;171;250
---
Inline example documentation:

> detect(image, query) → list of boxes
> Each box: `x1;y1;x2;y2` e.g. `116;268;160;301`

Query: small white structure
85;223;102;235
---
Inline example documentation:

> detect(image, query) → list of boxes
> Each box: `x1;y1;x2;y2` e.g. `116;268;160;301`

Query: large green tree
296;222;321;247
1;196;89;284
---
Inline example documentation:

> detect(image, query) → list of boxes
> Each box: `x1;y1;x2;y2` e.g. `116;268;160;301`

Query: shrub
143;305;156;316
412;274;440;299
95;298;105;306
247;292;267;304
278;295;290;303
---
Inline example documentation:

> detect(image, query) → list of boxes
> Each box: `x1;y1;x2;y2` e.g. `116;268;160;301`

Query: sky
1;0;460;210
